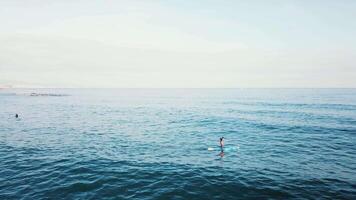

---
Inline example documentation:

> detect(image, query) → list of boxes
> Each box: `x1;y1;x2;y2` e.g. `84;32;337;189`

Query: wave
0;155;354;199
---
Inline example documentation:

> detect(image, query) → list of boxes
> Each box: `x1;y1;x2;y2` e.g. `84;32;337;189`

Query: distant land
0;85;13;89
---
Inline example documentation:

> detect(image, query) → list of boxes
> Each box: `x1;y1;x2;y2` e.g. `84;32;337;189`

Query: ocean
0;89;355;199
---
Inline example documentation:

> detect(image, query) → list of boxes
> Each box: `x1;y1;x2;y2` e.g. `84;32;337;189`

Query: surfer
219;137;225;157
15;114;18;118
219;137;224;148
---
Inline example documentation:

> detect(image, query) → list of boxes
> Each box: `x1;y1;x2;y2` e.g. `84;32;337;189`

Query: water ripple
1;89;356;199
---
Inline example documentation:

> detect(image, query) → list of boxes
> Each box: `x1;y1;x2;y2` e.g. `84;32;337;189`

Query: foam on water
0;89;355;199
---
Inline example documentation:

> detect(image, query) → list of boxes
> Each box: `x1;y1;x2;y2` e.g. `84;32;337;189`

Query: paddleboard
207;146;239;152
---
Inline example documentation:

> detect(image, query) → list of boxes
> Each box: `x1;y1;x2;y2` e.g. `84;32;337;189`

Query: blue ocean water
0;89;355;199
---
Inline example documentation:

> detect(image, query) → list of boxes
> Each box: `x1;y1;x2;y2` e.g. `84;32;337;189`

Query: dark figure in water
15;114;18;118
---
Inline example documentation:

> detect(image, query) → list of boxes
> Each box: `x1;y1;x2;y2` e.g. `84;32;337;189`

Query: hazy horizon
5;87;356;89
1;0;356;88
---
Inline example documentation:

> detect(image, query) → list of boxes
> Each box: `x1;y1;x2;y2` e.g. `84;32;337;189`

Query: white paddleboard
207;145;239;152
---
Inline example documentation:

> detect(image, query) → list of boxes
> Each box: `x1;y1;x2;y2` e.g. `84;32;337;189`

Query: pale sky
1;0;356;88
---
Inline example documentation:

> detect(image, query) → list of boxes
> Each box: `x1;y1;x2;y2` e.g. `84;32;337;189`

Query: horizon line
1;87;356;90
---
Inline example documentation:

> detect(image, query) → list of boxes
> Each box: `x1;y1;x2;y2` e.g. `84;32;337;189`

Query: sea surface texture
0;89;355;199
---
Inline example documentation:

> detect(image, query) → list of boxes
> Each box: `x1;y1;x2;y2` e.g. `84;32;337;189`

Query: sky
0;0;356;88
